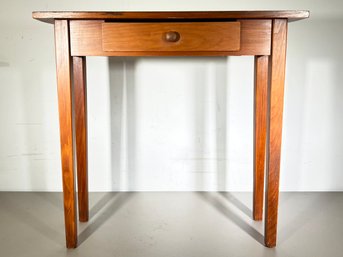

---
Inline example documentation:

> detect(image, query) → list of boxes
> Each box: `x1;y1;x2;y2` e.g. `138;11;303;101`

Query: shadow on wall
15;56;51;191
8;17;341;192
0;61;9;67
109;58;137;191
282;17;343;191
0;25;58;191
103;18;343;192
107;57;231;191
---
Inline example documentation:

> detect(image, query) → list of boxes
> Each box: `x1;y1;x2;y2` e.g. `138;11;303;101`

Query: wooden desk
32;11;309;249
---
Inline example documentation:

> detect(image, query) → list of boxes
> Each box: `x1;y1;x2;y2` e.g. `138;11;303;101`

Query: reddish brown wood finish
33;11;309;249
32;10;310;24
54;20;77;248
253;55;268;221
102;22;240;52
73;56;89;222
70;19;271;56
264;19;288;248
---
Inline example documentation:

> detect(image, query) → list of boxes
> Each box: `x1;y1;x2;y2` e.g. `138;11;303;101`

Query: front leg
54;19;78;248
264;19;288;248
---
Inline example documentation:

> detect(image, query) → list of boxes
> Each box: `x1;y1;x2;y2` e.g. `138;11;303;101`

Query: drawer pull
163;31;180;43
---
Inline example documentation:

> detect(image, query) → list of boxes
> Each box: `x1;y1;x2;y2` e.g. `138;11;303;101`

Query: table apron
69;19;272;56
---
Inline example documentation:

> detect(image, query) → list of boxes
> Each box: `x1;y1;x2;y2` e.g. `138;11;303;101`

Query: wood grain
102;22;240;52
73;56;89;222
70;19;271;56
32;10;310;24
34;11;308;249
54;20;77;248
253;55;268;221
264;19;288;248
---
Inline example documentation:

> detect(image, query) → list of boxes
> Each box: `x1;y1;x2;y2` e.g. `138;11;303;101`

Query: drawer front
102;22;240;52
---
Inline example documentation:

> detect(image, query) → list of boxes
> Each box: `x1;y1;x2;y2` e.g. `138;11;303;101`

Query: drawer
101;22;241;52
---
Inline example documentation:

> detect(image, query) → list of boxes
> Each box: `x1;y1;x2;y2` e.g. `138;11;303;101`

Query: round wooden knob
164;31;180;42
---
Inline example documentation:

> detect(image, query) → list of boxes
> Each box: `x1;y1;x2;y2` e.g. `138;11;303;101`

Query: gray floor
0;192;342;257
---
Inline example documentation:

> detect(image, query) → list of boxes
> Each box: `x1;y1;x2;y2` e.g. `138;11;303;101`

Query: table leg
73;56;89;222
253;55;268;221
54;20;78;248
264;19;288;248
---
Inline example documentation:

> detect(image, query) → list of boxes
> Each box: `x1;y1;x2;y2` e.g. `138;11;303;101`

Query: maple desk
32;11;309;249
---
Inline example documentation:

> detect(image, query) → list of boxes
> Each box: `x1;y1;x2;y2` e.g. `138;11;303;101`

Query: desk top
32;11;309;24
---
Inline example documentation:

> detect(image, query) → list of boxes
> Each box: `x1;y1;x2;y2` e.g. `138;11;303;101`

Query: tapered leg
73;56;89;222
54;20;77;248
253;55;268;221
264;19;288;248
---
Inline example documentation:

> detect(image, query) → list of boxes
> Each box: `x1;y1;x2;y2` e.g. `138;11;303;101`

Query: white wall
0;0;342;191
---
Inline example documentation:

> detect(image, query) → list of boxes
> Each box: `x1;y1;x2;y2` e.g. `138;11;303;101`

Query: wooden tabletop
32;11;310;24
